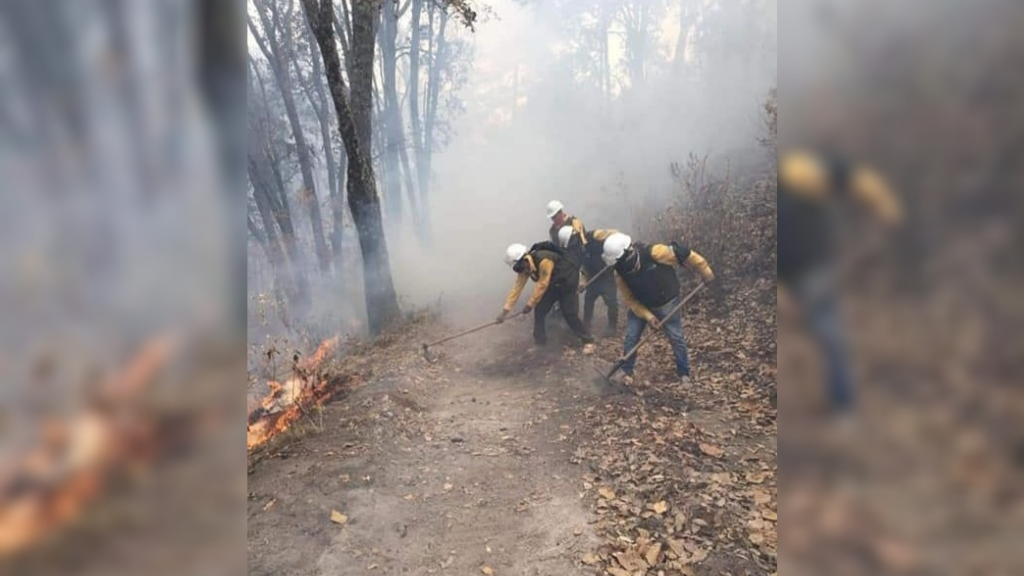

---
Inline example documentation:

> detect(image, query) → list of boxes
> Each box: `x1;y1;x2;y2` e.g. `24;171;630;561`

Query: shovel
592;282;707;391
422;311;528;362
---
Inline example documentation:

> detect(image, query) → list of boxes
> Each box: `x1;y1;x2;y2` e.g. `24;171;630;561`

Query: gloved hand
495;310;508;324
522;304;533;315
703;275;725;298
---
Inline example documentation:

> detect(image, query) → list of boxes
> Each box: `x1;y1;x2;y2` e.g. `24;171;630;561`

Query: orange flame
247;336;342;450
0;336;174;559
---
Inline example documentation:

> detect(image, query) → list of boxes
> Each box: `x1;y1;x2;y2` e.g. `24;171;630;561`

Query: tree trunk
198;0;249;328
379;0;403;224
299;17;346;272
252;0;331;275
247;210;289;304
350;0;379;154
333;0;354;77
419;6;448;241
248;213;266;295
380;0;423;235
249;154;310;311
408;0;428;240
672;0;696;78
303;0;401;335
622;2;647;88
396;127;421;241
248;58;311;310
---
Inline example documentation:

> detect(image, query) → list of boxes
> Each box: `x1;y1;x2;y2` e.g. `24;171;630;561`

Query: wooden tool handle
617;282;706;363
424;310;528;348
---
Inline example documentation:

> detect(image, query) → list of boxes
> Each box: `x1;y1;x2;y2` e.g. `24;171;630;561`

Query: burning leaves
247;336;348;450
247;320;459;458
246;378;312;449
0;336;179;560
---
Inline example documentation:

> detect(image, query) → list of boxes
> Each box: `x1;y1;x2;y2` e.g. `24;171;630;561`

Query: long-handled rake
548;265;614;322
592;282;707;392
578;264;612;293
421;311;528;362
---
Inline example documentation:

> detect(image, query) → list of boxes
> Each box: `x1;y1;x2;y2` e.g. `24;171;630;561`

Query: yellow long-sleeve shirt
503;256;555;311
780;150;903;224
615;244;714;322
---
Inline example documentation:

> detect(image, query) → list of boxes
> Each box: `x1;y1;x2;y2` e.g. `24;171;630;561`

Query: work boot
678;375;693;389
621;373;635;386
582;343;596;355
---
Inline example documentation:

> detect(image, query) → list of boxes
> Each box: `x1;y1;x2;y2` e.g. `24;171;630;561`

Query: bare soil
247;296;777;576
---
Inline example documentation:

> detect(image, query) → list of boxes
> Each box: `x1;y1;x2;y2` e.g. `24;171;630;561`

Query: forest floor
246;279;778;576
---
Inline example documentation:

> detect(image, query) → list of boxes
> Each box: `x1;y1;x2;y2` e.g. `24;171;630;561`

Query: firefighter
778;149;901;416
546;200;587;255
496;241;596;352
558;225;619;336
602;233;715;387
545;201;586;322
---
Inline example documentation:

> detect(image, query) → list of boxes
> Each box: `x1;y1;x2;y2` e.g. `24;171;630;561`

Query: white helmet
546;200;564;219
557;225;575;248
504;243;528;267
601;233;632;266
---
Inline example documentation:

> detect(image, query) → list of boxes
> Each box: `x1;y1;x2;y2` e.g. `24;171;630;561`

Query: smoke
0;2;245;573
388;0;777;326
0;0;237;442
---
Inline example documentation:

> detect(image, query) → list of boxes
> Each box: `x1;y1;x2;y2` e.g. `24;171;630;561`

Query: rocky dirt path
248;290;777;576
247;321;612;576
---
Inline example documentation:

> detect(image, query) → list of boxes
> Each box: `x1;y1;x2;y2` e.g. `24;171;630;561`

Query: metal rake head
421;343;438;363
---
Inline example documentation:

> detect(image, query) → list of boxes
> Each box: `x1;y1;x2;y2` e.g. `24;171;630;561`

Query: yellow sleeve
573;218;587;245
526;259;554;307
503;272;529;311
779;151;831;199
851;166;902;225
615;273;654;322
684;250;714;282
649;244;677;265
652;243;714;281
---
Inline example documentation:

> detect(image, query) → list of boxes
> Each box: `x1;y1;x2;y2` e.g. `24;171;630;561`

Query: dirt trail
247;297;777;576
247;322;613;576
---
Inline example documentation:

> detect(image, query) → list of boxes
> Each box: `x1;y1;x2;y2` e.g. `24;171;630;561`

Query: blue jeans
789;266;854;412
621;297;690;377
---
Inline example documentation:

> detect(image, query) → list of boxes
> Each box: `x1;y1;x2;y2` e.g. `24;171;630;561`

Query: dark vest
777;153;848;282
582;231;607;277
614;242;680;308
528;243;579;288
